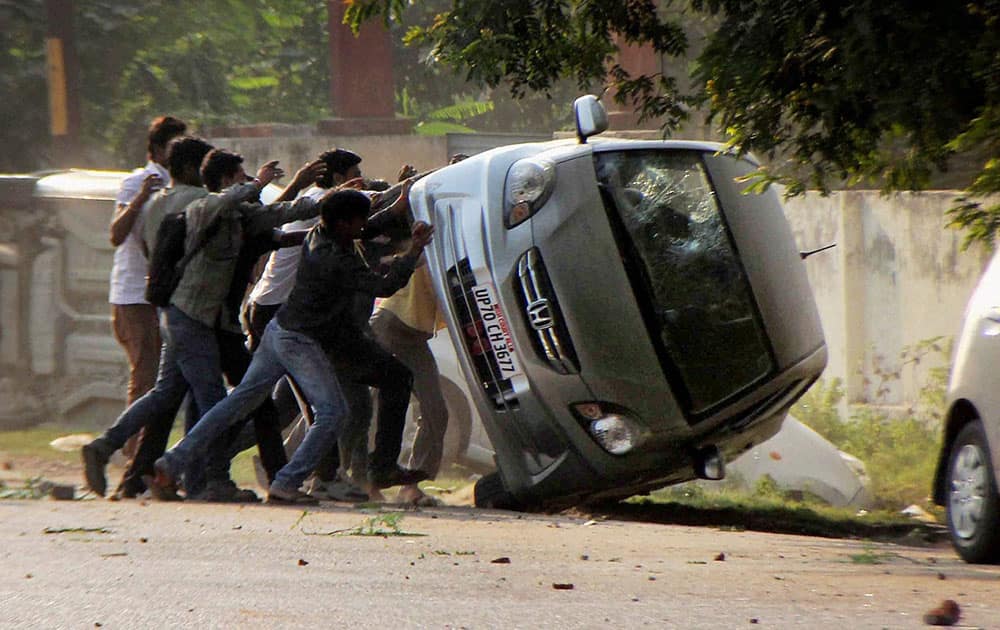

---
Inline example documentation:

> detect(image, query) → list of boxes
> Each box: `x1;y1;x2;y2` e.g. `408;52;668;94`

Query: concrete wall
209;134;451;183
783;191;991;407
206;132;549;184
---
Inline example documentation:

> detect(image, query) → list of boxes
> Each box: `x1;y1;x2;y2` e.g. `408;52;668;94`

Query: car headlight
572;402;646;456
504;157;556;228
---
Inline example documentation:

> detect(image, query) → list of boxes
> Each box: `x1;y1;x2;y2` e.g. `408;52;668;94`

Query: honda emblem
526;298;554;331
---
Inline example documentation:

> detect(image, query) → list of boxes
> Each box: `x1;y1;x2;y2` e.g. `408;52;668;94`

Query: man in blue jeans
152;189;434;504
81;148;321;499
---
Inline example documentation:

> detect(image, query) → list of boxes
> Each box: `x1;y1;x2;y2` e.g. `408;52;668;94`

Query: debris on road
923;599;961;626
714;552;726;561
490;556;511;564
298;558;309;566
552;583;574;590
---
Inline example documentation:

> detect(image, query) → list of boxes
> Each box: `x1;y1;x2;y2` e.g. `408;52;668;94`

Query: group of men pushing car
84;115;449;506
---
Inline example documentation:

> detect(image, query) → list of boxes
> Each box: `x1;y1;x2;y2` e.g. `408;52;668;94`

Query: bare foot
398;484;440;507
397;484;424;504
363;483;386;503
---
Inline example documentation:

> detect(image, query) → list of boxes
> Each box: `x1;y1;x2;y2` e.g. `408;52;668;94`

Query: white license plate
471;282;523;379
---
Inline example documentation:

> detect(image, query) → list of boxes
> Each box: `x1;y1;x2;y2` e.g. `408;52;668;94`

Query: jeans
328;332;414;475
100;310;189;452
117;328;287;495
165;305;230;493
164;319;348;492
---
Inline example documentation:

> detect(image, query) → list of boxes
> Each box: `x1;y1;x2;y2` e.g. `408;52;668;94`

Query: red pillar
606;39;663;131
320;1;411;135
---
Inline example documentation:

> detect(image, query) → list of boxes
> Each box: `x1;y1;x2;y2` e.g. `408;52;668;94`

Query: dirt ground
3;449;999;628
2;493;999;628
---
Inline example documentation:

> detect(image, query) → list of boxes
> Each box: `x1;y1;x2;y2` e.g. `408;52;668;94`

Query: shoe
367;465;430;490
81;442;110;497
267;484;319;505
189;479;260;503
309;477;368;503
108;486;139;501
145;458;182;501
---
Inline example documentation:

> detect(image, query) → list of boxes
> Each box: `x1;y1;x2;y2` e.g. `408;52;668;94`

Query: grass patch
0;477;54;500
0;426;93;464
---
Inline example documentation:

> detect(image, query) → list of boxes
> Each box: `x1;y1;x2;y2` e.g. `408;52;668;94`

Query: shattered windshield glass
595;150;773;413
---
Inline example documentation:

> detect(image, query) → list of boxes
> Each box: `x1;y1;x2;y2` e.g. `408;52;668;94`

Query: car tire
946;421;1000;564
474;471;521;510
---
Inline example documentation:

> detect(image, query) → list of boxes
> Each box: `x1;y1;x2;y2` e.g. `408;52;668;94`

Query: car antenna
799;242;836;260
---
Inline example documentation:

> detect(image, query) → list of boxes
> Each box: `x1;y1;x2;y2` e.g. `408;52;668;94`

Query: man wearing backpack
85;136;214;499
151;189;433;505
82;144;319;500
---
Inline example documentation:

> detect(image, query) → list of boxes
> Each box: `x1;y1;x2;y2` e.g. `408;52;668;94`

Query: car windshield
595;150;773;414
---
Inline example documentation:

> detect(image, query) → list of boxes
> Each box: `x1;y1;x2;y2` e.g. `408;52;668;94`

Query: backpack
145;211;220;307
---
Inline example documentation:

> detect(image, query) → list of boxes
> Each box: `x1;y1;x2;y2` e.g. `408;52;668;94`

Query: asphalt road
2;499;999;629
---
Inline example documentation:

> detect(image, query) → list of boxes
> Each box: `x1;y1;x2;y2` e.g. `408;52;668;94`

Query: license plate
470;282;523;379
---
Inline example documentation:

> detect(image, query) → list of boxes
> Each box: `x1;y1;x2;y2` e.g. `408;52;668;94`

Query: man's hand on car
407;221;434;256
398;163;418;182
288;159;327;193
255;160;284;187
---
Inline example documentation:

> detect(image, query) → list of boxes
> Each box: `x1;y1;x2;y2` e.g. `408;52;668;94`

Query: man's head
318;148;362;188
166;137;213;187
320;189;371;239
200;149;247;193
148;116;188;165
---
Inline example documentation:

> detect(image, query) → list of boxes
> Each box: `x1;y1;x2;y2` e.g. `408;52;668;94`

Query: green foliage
1;0;330;169
0;477;50;500
350;1;1000;245
351;512;417;536
791;338;951;511
347;0;691;128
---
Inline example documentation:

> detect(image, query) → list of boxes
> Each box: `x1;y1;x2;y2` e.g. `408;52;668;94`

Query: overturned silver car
410;97;827;509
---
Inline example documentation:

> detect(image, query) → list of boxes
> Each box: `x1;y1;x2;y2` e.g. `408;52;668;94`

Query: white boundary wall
784;191;991;408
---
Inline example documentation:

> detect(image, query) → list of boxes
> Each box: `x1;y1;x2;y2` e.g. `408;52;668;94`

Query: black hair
317;148;362;187
148;116;187;154
200;149;244;193
166;136;213;182
320;189;371;226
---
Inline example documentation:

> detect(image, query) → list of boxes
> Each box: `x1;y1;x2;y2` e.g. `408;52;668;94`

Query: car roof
34;169;127;202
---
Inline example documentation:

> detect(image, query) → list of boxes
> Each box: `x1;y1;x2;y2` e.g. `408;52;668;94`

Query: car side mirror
574;95;608;144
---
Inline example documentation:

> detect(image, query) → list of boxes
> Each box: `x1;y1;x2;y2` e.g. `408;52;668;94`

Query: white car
933;252;1000;563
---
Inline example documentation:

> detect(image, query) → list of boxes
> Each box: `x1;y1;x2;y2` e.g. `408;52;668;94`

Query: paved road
2;499;998;629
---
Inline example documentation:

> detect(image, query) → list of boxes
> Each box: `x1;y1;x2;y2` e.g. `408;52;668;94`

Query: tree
0;0;330;170
347;0;1000;245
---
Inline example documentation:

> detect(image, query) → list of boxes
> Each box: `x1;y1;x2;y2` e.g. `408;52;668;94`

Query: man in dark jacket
152;189;433;504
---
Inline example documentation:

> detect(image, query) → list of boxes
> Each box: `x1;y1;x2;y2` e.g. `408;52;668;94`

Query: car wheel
946;422;1000;564
474;472;522;510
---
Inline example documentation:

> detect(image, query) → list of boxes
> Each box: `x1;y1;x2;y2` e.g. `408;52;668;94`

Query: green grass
0;423;260;488
792;378;943;511
0;426;92;464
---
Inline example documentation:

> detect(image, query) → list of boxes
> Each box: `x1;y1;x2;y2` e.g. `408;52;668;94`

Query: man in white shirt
108;116;187;455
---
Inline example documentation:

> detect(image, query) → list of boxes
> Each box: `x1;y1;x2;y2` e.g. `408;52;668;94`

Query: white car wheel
946;422;1000;563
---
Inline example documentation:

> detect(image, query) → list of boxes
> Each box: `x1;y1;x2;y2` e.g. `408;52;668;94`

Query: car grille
446;258;519;411
516;248;580;375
